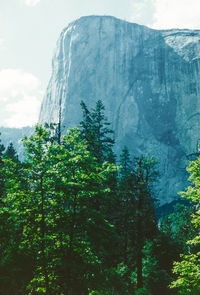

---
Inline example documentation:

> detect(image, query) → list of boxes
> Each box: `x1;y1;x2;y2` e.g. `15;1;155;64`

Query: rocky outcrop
39;16;200;204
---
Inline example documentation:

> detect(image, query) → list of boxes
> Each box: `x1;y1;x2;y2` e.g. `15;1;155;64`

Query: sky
1;0;200;128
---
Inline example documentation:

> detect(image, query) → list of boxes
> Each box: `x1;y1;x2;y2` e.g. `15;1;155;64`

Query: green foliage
1;101;192;295
170;158;200;294
161;203;196;254
135;287;152;295
4;142;19;161
0;134;5;198
114;149;159;292
140;238;179;295
0;124;121;294
80;100;114;163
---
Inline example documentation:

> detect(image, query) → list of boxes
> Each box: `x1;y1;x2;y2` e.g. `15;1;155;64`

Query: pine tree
134;156;158;290
80;100;117;222
80;100;114;163
117;147;136;265
49;128;119;294
80;100;94;151
119;146;132;177
116;148;158;293
1;125;120;295
0;135;5;198
4;142;19;161
0;139;33;295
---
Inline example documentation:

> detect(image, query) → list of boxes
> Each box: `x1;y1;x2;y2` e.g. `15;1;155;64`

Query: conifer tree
80;100;114;163
0;138;33;295
80;100;117;221
80;101;94;150
4;142;19;161
1;125;120;295
0;135;5;198
134;156;158;289
117;147;136;265
116;148;158;293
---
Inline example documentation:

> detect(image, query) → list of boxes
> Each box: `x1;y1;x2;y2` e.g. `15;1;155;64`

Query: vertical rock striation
39;16;200;204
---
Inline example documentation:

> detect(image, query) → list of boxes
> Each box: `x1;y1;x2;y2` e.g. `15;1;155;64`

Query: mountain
39;15;200;204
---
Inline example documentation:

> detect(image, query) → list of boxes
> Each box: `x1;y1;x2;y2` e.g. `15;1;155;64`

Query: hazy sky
1;0;200;127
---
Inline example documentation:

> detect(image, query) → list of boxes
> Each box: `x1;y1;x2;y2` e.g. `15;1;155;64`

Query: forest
0;100;199;295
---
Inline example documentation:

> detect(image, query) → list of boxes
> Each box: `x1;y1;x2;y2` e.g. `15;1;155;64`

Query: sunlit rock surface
39;16;200;204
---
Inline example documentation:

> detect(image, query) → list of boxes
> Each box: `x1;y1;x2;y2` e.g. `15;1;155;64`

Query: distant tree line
0;100;199;295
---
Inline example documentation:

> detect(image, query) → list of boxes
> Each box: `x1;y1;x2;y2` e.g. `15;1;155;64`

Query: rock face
39;15;200;204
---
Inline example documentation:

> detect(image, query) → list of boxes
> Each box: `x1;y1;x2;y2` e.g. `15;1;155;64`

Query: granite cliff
39;16;200;204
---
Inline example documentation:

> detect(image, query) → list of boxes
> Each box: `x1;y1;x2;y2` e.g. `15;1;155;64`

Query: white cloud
24;0;41;7
0;69;43;128
130;0;200;29
130;0;156;27
152;0;200;29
